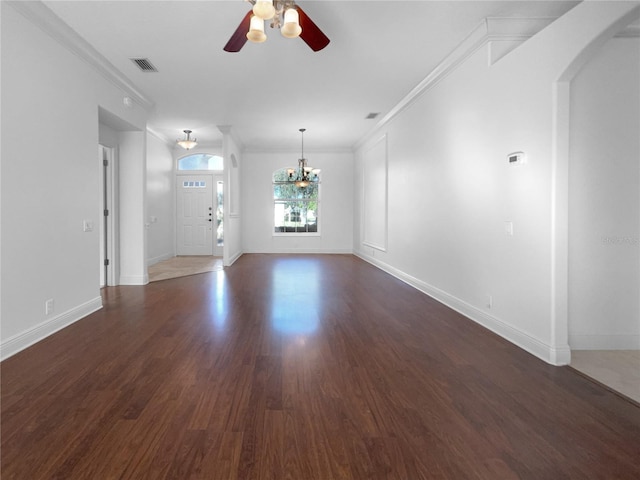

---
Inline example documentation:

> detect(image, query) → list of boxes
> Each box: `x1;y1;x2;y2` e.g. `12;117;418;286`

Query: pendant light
287;128;320;188
176;130;197;150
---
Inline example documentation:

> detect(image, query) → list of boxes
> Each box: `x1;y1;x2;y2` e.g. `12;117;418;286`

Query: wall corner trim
0;297;103;361
217;125;245;152
147;127;172;146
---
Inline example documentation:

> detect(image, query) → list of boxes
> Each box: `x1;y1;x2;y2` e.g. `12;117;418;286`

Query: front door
177;175;214;255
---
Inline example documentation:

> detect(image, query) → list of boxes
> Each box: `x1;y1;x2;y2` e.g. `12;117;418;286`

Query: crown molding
354;17;559;150
217;125;246;152
243;145;354;155
8;0;155;111
146;127;171;145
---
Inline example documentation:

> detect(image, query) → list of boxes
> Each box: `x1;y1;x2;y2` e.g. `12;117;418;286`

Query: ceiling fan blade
223;10;253;52
297;6;330;52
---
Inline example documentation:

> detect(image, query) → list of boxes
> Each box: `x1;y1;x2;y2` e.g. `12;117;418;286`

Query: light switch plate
504;221;514;236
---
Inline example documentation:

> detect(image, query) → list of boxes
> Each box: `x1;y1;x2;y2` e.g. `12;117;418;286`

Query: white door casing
99;144;117;286
177;175;214;255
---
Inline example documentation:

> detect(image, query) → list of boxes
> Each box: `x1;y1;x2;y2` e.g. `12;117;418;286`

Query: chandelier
287;128;320;188
176;130;197;150
247;0;302;43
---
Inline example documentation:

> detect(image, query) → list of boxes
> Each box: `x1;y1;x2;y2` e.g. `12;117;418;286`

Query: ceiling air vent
130;58;158;72
365;112;380;120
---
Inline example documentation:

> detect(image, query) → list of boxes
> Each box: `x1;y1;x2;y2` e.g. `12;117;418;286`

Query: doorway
176;174;224;256
566;35;639;402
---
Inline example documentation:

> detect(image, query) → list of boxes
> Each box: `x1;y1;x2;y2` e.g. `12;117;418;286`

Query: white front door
177;175;214;255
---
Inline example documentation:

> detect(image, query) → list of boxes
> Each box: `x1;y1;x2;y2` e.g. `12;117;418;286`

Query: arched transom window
178;154;223;171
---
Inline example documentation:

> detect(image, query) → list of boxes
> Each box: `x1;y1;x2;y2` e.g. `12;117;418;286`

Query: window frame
177;153;224;172
272;168;321;237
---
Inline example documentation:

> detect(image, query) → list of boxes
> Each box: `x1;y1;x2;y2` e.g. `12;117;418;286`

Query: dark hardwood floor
2;254;639;479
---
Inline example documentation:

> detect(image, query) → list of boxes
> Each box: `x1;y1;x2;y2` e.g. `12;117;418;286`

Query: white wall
353;2;640;365
118;132;147;285
99;123;120;147
568;37;640;349
146;133;175;265
222;130;243;266
243;151;354;254
1;2;148;359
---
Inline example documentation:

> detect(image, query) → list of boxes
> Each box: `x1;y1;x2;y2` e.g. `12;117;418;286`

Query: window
182;180;207;188
178;154;223;171
273;169;319;234
216;180;224;246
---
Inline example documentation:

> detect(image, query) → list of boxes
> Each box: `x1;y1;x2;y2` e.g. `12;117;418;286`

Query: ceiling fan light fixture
247;15;267;43
253;0;275;20
281;8;302;38
224;0;330;53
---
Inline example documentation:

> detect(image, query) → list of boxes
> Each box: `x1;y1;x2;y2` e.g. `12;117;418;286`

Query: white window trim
272;176;321;237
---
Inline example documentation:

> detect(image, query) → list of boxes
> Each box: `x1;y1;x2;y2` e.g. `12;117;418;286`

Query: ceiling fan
224;0;330;53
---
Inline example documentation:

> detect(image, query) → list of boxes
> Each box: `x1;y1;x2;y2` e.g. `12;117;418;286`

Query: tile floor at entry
570;350;640;404
148;255;223;282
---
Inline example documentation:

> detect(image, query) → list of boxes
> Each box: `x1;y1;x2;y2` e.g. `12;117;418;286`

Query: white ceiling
43;0;579;151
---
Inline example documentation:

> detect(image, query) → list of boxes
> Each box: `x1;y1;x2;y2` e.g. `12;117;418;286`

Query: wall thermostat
507;151;525;166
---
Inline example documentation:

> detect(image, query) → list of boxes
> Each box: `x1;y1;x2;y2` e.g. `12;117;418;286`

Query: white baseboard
0;296;103;361
119;274;149;285
569;334;640;350
147;252;174;267
355;251;570;366
246;248;353;254
226;250;243;267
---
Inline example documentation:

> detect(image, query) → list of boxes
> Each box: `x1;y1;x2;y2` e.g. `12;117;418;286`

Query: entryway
148;255;223;282
176;174;224;256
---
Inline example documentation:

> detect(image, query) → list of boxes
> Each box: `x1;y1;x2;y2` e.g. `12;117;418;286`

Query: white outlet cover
504;221;514;236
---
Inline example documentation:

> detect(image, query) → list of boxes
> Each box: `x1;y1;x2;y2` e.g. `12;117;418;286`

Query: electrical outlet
45;298;54;315
486;295;493;309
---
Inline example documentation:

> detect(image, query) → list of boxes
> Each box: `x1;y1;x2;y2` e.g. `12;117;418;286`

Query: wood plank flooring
2;254;639;479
